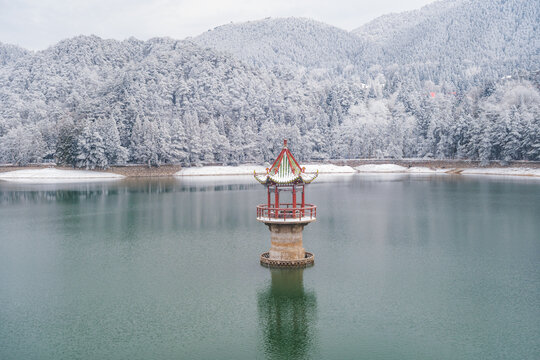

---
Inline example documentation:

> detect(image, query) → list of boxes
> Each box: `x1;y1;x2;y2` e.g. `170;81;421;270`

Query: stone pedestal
259;220;315;267
267;223;307;261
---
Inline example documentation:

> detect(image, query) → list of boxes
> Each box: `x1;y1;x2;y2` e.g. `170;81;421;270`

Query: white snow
356;164;448;174
406;167;449;174
2;165;536;183
176;164;540;178
460;168;540;177
0;168;125;183
176;165;267;176
356;164;408;172
175;164;355;176
356;164;449;174
355;164;540;178
303;164;356;173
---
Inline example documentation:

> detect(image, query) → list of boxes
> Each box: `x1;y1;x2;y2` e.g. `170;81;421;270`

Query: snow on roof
254;140;318;185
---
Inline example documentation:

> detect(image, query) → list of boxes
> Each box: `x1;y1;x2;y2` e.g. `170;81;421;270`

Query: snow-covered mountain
191;1;538;84
0;42;30;66
353;0;463;44
0;35;332;166
0;0;538;168
192;17;367;70
354;0;538;72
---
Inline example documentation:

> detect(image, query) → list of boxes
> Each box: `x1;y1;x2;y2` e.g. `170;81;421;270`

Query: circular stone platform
260;252;314;268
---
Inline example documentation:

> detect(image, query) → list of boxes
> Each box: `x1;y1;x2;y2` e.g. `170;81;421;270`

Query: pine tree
76;123;108;169
55;117;80;166
95;116;128;165
169;117;189;164
129;116;163;167
0;125;46;165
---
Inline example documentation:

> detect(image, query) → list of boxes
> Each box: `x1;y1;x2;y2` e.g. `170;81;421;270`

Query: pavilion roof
254;140;318;185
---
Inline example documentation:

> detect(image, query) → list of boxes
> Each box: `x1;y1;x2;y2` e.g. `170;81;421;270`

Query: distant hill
191;2;538;83
0;42;31;66
192;17;367;70
354;0;539;73
353;0;462;44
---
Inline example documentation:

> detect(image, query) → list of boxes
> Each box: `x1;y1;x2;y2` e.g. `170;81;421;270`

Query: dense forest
0;0;538;168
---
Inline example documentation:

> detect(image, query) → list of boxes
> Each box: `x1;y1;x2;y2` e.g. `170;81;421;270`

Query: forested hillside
0;42;29;66
193;18;367;71
353;0;539;84
0;0;538;168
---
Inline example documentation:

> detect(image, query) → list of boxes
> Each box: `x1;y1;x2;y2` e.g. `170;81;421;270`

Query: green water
0;175;539;360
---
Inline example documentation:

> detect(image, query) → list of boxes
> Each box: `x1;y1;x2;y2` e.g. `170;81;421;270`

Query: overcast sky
0;0;436;50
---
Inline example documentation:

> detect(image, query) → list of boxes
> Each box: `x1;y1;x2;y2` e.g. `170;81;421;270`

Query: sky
0;0;436;50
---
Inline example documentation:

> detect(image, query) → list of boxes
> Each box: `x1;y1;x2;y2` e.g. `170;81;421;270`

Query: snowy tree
169;117;189;164
55;117;80;166
129;116;168;166
76;123;108;169
0;125;46;165
94;116;128;165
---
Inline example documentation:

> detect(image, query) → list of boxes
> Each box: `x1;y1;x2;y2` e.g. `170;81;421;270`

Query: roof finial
283;139;288;148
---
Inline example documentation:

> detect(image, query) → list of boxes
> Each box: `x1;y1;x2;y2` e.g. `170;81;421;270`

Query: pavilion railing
256;203;316;220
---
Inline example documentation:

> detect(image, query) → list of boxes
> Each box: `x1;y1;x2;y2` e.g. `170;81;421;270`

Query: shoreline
0;164;182;177
327;158;540;169
1;161;540;180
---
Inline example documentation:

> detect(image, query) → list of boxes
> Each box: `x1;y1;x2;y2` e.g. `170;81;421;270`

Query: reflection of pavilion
258;269;317;360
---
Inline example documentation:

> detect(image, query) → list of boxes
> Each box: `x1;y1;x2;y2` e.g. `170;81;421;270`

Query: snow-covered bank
0;168;125;183
303;164;355;173
175;164;355;176
459;168;540;177
355;164;540;177
4;165;535;182
175;164;540;178
355;164;447;174
176;165;266;176
356;164;409;173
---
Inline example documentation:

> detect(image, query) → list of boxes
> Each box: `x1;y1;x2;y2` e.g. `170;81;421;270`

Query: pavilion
254;139;318;267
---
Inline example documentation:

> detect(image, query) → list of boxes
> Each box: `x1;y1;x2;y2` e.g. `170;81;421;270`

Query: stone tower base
260;222;314;268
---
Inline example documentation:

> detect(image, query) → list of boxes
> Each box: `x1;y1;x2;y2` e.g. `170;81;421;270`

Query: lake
0;174;539;360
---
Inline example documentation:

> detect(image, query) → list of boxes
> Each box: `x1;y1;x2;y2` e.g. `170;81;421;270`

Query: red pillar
292;186;297;218
301;185;305;217
267;186;271;217
275;187;279;218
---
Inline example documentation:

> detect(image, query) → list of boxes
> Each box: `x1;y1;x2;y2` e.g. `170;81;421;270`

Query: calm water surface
0;174;539;360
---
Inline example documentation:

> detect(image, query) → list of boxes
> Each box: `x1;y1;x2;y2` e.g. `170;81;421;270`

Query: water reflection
0;178;260;205
258;269;317;360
